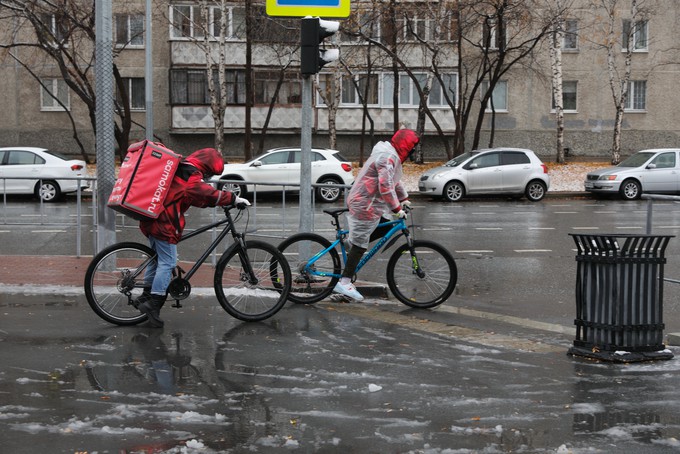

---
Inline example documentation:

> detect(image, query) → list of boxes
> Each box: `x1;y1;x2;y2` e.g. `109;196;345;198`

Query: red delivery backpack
107;140;182;221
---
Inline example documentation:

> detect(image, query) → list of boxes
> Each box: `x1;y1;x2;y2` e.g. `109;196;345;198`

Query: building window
170;4;244;40
622;19;648;51
481;80;508;111
115;14;144;47
397;15;428;42
340;74;379;106
170;68;246;105
40;13;69;45
341;9;381;43
562;19;578;50
482;18;504;50
40;78;70;111
552;81;577;112
625;80;646;111
429;74;457;107
254;71;302;105
117;78;145;111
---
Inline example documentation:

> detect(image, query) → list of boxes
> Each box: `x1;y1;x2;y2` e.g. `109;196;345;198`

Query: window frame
481;80;508;112
115;14;144;48
551;80;578;113
562;19;578;51
622;19;648;52
169;4;244;40
117;77;146;111
40;78;70;112
624;80;647;112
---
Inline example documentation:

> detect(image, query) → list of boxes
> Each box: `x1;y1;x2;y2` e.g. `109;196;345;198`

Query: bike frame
133;208;249;286
304;217;410;279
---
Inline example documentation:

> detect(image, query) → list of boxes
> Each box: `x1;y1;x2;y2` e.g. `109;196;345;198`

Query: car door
464;152;502;194
500;151;531;192
2;150;44;194
642;151;678;193
250;149;293;190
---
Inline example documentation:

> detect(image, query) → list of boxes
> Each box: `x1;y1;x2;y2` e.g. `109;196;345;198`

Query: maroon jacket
140;148;234;244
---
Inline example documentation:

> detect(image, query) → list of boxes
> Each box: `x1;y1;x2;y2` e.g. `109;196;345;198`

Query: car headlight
599;175;618;181
432;173;446;180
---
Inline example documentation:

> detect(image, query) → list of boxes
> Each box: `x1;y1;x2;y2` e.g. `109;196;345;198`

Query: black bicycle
278;206;457;308
84;205;291;324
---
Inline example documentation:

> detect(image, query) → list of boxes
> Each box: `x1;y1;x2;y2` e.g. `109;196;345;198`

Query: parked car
584;148;680;200
213;147;355;203
418;148;550;202
0;147;89;202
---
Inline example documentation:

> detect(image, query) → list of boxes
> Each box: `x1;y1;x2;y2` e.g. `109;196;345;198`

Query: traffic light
300;17;340;75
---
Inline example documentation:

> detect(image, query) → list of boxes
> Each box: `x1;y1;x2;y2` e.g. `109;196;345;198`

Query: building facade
0;0;678;161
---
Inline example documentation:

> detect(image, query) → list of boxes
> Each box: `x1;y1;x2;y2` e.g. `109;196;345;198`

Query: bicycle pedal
172;300;182;308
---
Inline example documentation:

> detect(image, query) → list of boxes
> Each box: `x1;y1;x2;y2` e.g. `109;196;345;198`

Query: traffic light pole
299;74;313;233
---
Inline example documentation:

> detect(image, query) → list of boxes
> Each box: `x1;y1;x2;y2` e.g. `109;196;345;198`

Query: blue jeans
144;236;177;296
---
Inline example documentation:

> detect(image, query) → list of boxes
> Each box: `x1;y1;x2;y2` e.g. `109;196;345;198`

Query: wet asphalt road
3;195;680;452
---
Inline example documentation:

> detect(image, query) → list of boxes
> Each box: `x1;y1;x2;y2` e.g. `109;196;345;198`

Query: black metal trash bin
568;234;674;362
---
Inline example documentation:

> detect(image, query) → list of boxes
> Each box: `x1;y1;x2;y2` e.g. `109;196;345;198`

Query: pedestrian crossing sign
266;0;350;18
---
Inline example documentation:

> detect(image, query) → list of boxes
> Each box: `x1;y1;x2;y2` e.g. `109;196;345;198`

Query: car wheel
443;181;464;202
36;180;61;202
525;180;547;202
619;179;641;200
217;178;246;198
316;177;343;203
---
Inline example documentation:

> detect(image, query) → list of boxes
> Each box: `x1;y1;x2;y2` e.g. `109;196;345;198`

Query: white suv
418;148;550;202
214;147;355;203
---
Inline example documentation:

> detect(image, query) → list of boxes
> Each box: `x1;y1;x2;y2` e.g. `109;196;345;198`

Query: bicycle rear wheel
386;240;457;309
214;240;291;322
84;242;154;325
277;233;341;304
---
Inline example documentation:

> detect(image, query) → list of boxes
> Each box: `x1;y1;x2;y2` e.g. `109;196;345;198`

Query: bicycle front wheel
214;240;291;322
277;233;341;304
84;242;154;326
386;240;457;309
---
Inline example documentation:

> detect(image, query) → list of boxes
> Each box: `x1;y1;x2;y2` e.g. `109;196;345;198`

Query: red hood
390;129;420;162
184;148;224;177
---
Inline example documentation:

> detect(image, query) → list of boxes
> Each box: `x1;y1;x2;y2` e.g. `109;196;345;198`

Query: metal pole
299;75;313;233
95;0;117;253
145;0;154;141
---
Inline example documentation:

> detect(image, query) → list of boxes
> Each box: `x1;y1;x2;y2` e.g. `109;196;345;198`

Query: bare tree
589;0;650;164
546;0;573;164
0;0;141;162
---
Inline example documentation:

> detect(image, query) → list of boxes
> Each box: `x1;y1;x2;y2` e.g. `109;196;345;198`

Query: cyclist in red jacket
136;147;250;327
334;128;420;301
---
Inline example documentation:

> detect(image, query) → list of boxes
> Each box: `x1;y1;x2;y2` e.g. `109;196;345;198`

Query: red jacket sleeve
184;173;235;208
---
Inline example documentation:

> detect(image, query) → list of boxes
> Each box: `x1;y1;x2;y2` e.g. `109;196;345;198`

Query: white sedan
213;147;355;203
0;147;89;202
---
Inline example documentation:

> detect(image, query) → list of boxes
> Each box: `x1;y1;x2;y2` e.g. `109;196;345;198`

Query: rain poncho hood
345;137;409;248
391;129;420;163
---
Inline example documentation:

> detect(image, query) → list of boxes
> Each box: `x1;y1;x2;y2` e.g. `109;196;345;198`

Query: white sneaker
333;281;364;301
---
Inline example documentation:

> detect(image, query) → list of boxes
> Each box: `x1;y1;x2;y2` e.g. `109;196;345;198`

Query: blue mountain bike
277;207;457;308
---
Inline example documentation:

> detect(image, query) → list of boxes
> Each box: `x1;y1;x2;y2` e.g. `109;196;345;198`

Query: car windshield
445;152;477;167
618;152;655;167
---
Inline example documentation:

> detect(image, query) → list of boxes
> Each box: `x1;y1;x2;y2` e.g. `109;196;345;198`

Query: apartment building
0;0;678;161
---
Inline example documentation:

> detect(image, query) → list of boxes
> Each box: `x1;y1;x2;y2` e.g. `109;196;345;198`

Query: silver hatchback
418;148;550;202
585;148;680;200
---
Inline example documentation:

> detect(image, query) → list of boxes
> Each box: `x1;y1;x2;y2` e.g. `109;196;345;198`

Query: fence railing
0;175;350;257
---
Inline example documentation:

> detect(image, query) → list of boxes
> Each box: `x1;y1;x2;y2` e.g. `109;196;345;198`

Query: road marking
514;249;552;253
475;227;502;230
31;230;66;233
422;227;452;231
658;226;680;229
615;226;643;229
554;211;578;214
456;250;493;254
572;227;599;230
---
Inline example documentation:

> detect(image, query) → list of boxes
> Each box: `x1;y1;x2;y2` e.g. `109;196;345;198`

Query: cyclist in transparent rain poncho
333;128;420;301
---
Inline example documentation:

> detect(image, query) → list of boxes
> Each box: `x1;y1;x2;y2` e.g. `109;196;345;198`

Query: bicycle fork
404;233;426;279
